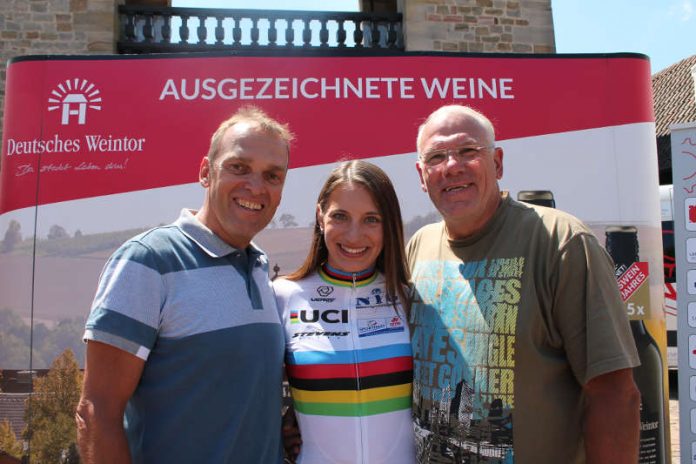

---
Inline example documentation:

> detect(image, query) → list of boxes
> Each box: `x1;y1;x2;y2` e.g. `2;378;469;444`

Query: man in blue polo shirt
76;106;292;464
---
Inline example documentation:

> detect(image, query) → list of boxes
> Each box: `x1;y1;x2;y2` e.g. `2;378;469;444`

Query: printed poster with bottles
605;226;667;464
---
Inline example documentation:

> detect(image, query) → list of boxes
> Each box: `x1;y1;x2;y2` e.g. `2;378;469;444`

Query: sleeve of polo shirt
552;232;640;385
83;239;164;361
272;278;292;324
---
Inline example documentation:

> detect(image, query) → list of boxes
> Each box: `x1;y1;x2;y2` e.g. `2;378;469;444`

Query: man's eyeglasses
420;144;494;168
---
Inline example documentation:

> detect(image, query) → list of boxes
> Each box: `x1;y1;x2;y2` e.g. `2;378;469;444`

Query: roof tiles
653;55;696;136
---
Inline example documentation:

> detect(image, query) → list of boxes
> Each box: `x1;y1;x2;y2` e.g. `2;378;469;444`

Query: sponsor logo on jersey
290;310;299;324
357;316;405;337
292;331;350;338
317;285;334;297
311;285;336;302
292;309;349;324
389;315;403;327
356;287;398;307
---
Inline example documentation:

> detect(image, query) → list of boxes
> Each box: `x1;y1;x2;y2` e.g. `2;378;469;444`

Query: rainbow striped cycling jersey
274;265;416;464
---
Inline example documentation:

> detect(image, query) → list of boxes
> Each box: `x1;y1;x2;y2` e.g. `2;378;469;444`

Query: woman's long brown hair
285;160;410;313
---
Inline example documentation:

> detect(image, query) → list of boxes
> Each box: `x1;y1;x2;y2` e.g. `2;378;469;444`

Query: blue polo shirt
84;209;284;464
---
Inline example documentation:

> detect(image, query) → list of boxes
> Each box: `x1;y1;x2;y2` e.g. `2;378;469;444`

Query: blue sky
552;0;695;73
174;0;694;73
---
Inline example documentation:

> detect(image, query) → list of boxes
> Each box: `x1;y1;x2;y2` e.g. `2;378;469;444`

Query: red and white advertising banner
0;53;662;370
3;54;653;212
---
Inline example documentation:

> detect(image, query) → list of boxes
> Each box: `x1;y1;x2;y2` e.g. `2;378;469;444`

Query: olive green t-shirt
407;194;639;463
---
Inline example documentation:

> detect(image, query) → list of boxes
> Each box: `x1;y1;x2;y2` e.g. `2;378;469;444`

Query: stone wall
403;0;555;53
0;0;121;147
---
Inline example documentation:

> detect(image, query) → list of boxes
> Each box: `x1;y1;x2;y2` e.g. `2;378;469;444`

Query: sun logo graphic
47;78;102;125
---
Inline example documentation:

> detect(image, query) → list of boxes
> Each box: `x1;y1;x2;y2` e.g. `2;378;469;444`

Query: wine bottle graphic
605;225;666;464
516;190;555;208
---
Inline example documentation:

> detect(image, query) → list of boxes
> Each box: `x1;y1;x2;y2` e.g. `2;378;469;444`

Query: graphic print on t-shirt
410;257;523;463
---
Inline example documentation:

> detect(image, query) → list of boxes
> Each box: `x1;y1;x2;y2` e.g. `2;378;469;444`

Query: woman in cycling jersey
273;160;415;463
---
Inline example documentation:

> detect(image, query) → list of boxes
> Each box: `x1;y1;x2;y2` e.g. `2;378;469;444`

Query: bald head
416;105;496;157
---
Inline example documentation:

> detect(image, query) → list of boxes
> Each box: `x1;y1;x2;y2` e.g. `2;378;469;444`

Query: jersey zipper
350;272;366;464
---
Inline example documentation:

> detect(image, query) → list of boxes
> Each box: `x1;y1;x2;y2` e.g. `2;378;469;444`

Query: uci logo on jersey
291;309;348;324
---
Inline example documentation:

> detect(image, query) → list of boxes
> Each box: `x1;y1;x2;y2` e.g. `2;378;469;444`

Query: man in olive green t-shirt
408;104;640;463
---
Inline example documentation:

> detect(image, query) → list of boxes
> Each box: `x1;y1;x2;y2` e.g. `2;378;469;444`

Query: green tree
33;319;86;368
405;211;441;239
278;213;298;228
24;349;82;464
0;309;31;368
61;442;80;464
1;220;22;253
47;225;68;240
0;419;23;459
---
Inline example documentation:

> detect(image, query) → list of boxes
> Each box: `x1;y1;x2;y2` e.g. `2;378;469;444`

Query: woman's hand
282;405;302;462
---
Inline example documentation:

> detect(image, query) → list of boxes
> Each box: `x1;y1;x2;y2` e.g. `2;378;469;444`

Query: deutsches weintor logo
48;79;102;125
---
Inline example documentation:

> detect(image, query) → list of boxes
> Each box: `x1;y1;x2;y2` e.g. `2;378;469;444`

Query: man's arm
583;368;640;464
76;340;145;464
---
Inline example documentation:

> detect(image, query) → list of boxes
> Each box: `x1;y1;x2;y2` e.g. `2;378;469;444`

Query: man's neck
194;208;250;250
444;193;503;241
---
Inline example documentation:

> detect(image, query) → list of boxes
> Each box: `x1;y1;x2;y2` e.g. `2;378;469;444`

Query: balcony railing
117;5;404;54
